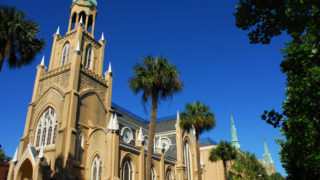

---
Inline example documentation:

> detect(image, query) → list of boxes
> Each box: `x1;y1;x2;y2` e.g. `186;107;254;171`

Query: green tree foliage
268;172;286;180
128;55;183;180
231;151;267;179
180;101;216;180
0;145;10;162
209;141;238;180
234;0;320;178
0;6;45;71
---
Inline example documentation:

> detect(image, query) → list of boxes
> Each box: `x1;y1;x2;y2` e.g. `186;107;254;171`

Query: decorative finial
40;56;45;66
175;110;180;127
100;32;105;41
108;62;112;73
113;113;119;130
79;16;83;26
137;127;144;142
12;147;18;163
107;114;114;130
55;26;60;35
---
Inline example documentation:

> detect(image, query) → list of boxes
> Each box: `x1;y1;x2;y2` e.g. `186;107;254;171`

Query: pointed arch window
183;141;193;180
61;42;70;66
84;44;93;69
75;131;84;163
34;107;57;147
165;169;173;180
91;155;102;180
122;157;134;180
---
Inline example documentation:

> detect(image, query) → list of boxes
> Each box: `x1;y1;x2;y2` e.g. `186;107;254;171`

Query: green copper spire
73;0;97;7
263;139;274;165
231;112;241;150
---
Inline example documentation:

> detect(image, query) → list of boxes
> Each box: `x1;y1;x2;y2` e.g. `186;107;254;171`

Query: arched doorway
17;159;33;180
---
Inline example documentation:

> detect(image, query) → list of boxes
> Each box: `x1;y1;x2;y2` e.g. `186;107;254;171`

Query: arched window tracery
183;141;193;180
91;155;101;180
165;169;173;180
122;157;134;180
61;42;70;66
75;131;84;163
34;107;57;147
84;44;93;69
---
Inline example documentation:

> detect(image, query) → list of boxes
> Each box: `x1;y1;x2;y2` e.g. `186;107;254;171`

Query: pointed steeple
263;139;274;165
175;110;180;127
137;127;144;142
231;111;241;150
12;147;18;163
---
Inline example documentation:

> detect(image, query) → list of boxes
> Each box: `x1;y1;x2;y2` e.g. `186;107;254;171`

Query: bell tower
8;0;114;179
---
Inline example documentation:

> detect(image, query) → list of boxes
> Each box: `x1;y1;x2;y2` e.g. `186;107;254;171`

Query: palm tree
180;101;216;180
0;6;45;71
128;55;183;180
209;141;238;180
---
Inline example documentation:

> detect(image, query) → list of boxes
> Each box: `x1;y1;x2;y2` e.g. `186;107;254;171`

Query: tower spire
231;111;241;150
263;139;274;165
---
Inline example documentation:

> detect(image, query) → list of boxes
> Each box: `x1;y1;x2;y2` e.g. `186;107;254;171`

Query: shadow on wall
40;153;76;180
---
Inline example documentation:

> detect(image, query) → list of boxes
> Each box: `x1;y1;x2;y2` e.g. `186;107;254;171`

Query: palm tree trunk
145;95;158;180
195;132;202;180
223;161;228;180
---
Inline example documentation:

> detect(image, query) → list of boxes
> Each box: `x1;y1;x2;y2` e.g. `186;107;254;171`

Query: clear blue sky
0;0;288;176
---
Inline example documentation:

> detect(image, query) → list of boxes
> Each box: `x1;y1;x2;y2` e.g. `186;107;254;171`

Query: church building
6;0;275;180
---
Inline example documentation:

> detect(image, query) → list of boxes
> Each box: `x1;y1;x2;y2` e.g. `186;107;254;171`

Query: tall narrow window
183;141;193;180
91;155;101;180
61;42;70;66
165;169;173;180
84;44;92;69
75;132;84;163
34;107;57;147
122;157;134;180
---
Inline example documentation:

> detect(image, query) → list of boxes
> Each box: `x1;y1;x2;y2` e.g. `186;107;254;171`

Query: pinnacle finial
100;32;105;41
138;127;144;142
40;56;45;66
175;110;180;127
12;147;18;163
108;62;112;73
79;16;83;26
113;113;119;130
107;114;114;130
263;139;274;165
55;26;60;35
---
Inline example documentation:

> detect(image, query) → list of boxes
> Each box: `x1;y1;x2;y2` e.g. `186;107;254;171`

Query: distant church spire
231;111;241;150
263;139;274;165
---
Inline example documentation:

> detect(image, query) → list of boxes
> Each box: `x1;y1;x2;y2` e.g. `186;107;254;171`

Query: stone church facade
6;0;222;179
6;1;274;180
